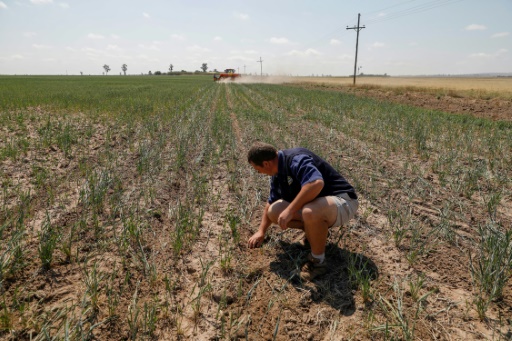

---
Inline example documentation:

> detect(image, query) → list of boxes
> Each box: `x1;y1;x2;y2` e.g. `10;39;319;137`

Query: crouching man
247;142;358;281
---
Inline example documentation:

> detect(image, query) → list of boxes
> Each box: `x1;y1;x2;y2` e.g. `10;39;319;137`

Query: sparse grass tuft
470;224;512;319
38;212;60;271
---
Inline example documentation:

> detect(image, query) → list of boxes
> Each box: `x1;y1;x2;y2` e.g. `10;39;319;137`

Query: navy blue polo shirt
268;148;357;204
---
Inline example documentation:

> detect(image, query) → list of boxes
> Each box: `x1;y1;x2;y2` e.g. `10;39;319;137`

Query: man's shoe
299;253;328;281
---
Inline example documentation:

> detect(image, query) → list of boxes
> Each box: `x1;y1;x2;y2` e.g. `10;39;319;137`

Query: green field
0;75;511;340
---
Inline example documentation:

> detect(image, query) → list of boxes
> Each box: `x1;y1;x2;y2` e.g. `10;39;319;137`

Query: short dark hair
247;142;277;166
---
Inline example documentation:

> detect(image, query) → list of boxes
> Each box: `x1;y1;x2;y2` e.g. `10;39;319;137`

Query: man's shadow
268;231;379;316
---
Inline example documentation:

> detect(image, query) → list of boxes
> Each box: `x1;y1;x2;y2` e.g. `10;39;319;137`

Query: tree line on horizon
98;63;213;76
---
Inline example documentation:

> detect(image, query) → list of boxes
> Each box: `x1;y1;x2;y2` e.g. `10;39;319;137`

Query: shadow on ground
269;239;379;316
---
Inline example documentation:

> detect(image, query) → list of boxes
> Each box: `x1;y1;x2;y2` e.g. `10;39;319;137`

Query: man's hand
277;208;293;230
248;231;265;248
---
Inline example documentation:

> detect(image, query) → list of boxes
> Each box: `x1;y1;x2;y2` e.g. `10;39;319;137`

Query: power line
302;0;464;49
346;13;365;85
301;14;356;49
257;57;263;77
363;0;424;17
364;0;465;25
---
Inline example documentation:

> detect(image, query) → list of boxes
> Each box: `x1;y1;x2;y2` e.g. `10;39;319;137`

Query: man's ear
262;160;269;168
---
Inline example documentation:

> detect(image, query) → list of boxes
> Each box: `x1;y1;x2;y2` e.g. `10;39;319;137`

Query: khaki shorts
331;193;358;227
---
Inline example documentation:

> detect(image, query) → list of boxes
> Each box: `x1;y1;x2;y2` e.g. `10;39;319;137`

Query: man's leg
302;197;338;255
298;197;339;281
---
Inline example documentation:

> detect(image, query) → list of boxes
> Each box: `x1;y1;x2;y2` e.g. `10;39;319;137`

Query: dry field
290;76;512;121
291;76;512;95
0;75;511;340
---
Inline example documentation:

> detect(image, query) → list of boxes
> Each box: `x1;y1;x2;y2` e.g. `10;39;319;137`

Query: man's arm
277;179;324;230
248;202;272;248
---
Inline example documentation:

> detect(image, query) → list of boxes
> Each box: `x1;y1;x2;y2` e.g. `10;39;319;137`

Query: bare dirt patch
342;86;512;121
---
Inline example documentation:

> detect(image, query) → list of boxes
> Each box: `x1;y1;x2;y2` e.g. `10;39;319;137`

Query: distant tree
103;64;110;75
80;71;83;76
155;71;162;75
122;64;128;75
169;64;174;72
201;63;208;72
148;71;152;75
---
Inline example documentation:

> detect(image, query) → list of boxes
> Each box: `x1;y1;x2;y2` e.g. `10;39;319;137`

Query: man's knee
302;206;316;223
302;200;333;225
267;200;289;223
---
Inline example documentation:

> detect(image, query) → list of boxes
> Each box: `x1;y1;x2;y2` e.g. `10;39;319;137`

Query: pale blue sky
1;0;510;76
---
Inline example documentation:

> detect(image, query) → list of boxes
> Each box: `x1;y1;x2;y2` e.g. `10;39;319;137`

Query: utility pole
257;57;263;77
346;13;365;85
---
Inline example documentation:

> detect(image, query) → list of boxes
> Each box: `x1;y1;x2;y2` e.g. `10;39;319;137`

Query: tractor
213;69;241;81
